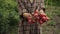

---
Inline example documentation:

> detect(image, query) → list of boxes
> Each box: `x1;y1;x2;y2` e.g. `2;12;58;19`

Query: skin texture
23;13;32;18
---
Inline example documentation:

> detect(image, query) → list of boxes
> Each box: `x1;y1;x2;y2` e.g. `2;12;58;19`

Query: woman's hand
38;9;45;14
23;13;32;18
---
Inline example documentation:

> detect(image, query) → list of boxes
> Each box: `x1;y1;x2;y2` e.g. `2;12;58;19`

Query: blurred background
0;0;60;34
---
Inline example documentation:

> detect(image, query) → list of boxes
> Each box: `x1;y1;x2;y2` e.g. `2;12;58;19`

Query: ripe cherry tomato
42;17;47;22
39;20;44;25
39;14;46;18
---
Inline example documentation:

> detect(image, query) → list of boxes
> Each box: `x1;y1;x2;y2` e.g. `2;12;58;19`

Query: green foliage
45;0;60;6
47;20;56;26
0;0;19;34
8;11;19;26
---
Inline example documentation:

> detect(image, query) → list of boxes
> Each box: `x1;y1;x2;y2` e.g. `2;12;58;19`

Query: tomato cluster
27;10;50;25
39;14;50;25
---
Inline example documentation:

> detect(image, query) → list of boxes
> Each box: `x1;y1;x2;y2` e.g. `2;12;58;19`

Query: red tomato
27;16;32;23
28;19;32;23
34;13;38;16
36;16;40;20
39;20;43;25
42;17;47;22
39;14;46;18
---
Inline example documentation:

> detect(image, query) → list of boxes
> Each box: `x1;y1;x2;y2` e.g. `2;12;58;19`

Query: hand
23;13;32;18
38;9;45;14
